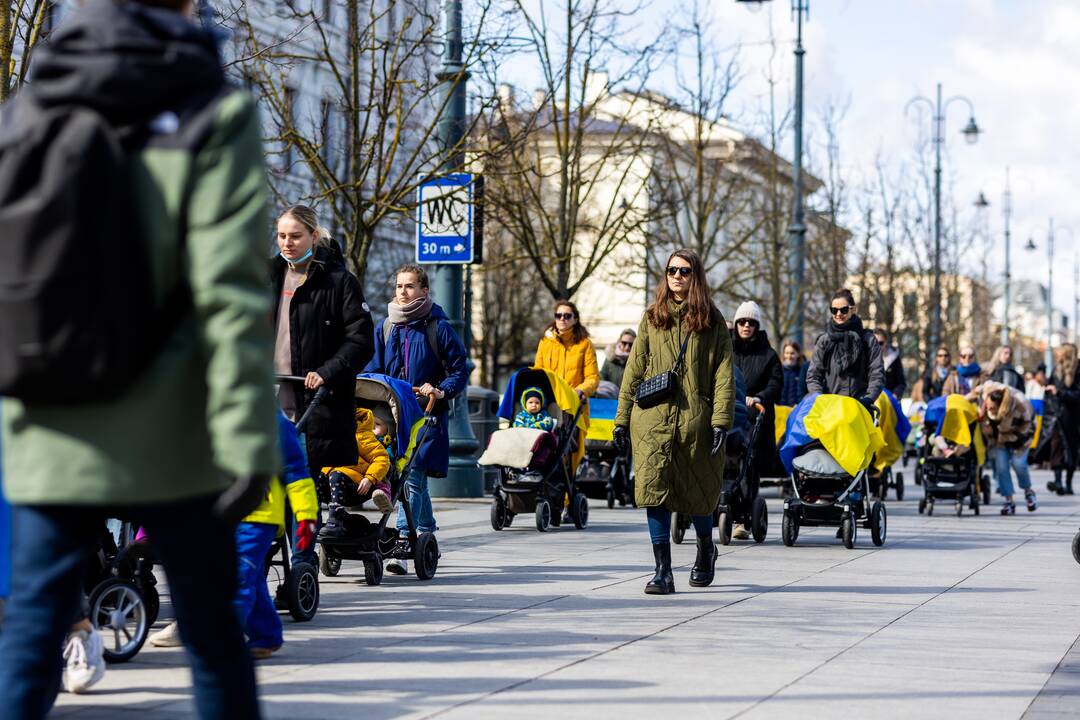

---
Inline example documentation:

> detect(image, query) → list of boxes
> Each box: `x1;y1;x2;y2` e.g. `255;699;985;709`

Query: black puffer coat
270;245;374;469
806;315;884;402
1035;370;1080;470
731;328;784;477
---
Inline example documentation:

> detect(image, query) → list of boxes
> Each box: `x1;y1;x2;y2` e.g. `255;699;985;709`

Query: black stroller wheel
90;578;149;663
319;549;342;577
717;511;732;546
1073;531;1080;565
982;475;992;505
364;554;384;586
414;533;439;580
535;500;551;532
490;495;507;531
671;513;686;544
606;487;615;509
842;511;856;549
286;562;320;621
918;497;927;515
870;501;887;547
751;496;768;543
781;509;799;546
895;473;905;501
572;493;589;530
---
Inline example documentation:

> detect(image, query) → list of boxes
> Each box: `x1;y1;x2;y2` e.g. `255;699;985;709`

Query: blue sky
492;0;1080;310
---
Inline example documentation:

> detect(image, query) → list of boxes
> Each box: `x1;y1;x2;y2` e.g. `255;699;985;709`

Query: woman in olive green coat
613;249;735;595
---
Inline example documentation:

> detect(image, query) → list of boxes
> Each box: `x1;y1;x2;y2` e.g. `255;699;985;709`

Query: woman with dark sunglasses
535;300;599;522
806;289;884;406
612;249;735;594
600;329;638;392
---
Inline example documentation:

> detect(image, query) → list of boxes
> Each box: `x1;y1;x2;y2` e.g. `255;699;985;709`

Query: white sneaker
63;628;106;694
385;558;408;575
149;620;183;648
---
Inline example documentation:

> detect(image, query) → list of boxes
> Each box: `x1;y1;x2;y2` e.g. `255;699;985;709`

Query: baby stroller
577;397;634;509
481;367;588;532
672;403;769;545
316;373;441;585
84;521;159;663
779;394;887;549
868;390;909;501
916;394;987;517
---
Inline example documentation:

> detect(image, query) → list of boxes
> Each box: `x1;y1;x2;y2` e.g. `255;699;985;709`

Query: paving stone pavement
53;466;1080;719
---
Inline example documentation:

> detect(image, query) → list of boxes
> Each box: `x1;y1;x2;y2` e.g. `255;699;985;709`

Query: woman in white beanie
729;301;783;538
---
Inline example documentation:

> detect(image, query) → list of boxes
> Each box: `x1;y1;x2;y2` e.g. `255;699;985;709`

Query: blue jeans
0;495;259;720
993;446;1032;498
234;522;283;650
396;467;437;537
646;507;712;545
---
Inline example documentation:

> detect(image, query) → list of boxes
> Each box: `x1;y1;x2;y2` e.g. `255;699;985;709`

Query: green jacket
2;91;279;506
615;303;735;515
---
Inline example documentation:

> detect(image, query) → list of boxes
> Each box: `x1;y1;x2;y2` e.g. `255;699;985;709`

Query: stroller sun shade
497;367;587;433
355;373;425;472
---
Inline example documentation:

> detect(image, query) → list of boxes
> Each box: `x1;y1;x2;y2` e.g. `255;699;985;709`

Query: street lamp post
429;0;481;497
1002;168;1012;346
1026;219;1060;375
905;84;981;368
737;0;809;347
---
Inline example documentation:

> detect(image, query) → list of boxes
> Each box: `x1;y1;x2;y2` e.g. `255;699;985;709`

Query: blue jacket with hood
365;303;468;476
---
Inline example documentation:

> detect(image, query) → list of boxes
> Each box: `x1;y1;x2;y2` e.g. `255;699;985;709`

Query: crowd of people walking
0;3;1074;719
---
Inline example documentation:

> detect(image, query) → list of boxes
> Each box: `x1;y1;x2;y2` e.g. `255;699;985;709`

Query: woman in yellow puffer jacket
534;300;599;520
534;299;600;407
321;408;393;526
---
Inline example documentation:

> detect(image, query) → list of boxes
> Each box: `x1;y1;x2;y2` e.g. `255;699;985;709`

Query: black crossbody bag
635;332;691;409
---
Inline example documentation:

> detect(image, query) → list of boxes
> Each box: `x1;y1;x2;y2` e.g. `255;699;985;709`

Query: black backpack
0;92;216;403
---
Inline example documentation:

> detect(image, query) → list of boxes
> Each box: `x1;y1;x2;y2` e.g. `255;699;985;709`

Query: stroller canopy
925;394;985;465
355;373;425;472
873;390;911;470
780;393;884;477
498;367;587;433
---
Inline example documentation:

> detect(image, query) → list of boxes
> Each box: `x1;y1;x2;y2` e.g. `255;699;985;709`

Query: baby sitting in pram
930;433;971;459
513;388;556;432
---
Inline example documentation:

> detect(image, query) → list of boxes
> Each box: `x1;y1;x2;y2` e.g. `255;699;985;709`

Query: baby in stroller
513;388;557;431
321;407;394;535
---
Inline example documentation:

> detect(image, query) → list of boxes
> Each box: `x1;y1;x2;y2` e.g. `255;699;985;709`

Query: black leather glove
213;474;271;526
613;425;630;454
711;427;728;457
859;396;875;412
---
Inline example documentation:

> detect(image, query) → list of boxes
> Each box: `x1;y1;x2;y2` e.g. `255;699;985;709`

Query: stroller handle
412;387;439;414
751;402;765;414
274;374;329;433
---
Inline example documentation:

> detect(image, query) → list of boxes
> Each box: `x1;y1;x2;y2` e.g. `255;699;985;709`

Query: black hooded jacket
271;244;374;468
731;328;784;476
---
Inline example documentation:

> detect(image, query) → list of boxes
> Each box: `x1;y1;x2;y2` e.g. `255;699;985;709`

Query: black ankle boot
689;536;718;587
645;544;675;595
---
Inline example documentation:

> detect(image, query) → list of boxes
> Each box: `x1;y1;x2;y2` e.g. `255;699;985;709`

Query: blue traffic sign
416;173;477;264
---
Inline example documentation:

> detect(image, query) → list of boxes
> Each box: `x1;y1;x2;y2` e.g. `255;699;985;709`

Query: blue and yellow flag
775;405;793;446
779;394;885;477
586;399;618;442
873;389;910;471
924;394;985;466
1030;398;1044;450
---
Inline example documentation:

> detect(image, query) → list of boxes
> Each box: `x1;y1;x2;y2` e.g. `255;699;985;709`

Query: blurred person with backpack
0;2;279;717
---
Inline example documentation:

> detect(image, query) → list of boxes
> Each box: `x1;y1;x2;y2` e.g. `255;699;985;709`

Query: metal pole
786;0;808;347
1073;255;1078;346
929;82;943;367
1002;168;1012;346
1047;217;1055;374
429;0;481;498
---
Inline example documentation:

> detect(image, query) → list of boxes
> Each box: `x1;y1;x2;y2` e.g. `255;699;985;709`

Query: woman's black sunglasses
554;312;575;321
830;305;851;315
666;266;692;277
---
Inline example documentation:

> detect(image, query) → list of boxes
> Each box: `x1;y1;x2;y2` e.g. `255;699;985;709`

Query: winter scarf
821;315;865;374
957;362;982;378
387;295;433;325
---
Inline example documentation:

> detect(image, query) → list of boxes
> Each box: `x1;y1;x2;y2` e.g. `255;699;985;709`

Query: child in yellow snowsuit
321;408;392;536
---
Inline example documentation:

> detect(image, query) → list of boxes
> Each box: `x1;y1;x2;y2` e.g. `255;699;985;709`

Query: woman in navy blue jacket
366;264;468;574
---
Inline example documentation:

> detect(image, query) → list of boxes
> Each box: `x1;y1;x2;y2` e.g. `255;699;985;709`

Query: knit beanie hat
521;387;546;407
734;301;763;325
